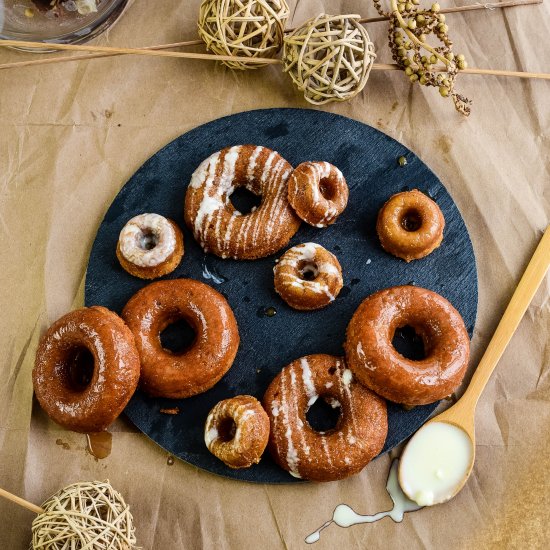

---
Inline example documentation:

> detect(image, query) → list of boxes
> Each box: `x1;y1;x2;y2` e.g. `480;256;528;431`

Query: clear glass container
0;0;130;50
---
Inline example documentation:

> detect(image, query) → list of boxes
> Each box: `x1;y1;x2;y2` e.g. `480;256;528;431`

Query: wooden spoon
399;225;550;505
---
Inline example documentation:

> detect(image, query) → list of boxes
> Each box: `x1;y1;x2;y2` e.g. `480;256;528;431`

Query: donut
344;286;470;406
263;354;388;481
287;161;349;227
122;278;239;399
32;307;140;433
184;145;301;259
204;395;270;469
376;189;445;262
116;213;184;279
274;243;343;310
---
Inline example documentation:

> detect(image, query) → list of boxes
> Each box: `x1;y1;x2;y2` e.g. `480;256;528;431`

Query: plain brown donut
204;395;270;469
122;279;239;399
344;286;470;406
287;161;349;227
263;354;388;481
274;242;343;310
376;190;445;262
33;306;141;433
184;145;301;259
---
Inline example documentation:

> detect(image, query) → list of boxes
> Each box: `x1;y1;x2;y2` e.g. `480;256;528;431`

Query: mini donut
376;190;445;262
33;307;140;433
204;395;270;469
116;213;184;279
122;279;239;399
263;354;388;481
287;161;349;227
274;243;343;310
184;145;301;260
344;286;470;406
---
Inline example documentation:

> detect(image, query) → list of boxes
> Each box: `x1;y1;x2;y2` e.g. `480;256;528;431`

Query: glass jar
0;0;130;50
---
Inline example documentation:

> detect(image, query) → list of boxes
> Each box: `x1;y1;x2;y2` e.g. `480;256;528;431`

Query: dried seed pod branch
374;0;472;115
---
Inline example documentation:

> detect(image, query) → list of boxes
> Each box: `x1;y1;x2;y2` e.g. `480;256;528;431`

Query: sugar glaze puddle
305;459;422;544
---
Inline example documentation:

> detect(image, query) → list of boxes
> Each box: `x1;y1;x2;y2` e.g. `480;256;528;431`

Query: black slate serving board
85;108;477;483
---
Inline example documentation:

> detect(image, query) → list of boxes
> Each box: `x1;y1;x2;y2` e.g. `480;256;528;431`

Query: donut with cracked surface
204;395;270;469
344;285;470;406
122;278;239;399
263;354;388;481
116;213;184;279
287;161;349;227
184;145;301;259
274;243;343;310
33;306;140;433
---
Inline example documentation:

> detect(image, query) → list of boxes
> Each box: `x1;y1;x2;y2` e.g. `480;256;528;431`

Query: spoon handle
462;226;550;409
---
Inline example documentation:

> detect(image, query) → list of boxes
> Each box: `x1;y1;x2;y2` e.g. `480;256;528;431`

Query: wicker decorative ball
31;481;137;549
198;0;290;70
283;14;376;105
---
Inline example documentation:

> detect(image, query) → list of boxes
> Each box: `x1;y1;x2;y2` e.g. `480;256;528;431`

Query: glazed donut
263;354;388;481
287;162;349;227
122;279;239;399
204;395;270;469
33;307;140;433
116;213;184;279
274;243;343;310
184;145;301;259
376;190;445;262
344;286;470;406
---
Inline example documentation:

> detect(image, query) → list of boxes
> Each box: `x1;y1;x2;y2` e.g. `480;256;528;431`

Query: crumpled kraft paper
1;0;549;548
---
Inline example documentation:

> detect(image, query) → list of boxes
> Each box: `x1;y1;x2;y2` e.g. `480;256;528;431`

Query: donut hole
392;325;426;360
217;416;237;442
400;208;423;232
160;318;196;354
297;260;319;281
230;187;262;215
63;347;95;391
306;396;341;433
319;177;337;201
139;230;159;250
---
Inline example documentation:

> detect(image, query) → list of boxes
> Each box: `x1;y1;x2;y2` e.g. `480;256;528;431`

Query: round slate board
85;108;477;483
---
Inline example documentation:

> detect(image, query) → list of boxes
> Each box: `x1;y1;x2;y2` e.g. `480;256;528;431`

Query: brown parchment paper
1;1;549;548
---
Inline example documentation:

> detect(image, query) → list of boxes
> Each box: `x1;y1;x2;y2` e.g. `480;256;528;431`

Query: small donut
274;243;343;310
33;307;140;433
204;395;270;469
344;286;470;406
263;354;388;481
184;145;301;259
122;279;239;399
116;213;184;279
287;161;349;227
376;190;445;262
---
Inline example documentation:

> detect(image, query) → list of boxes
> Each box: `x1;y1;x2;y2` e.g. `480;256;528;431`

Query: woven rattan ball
198;0;290;70
30;481;137;549
283;14;376;105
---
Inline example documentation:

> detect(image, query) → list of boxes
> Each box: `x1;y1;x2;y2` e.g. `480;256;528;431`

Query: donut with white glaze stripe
263;354;388;481
116;213;184;279
274;243;343;310
184;145;301;259
287;161;349;227
204;395;269;469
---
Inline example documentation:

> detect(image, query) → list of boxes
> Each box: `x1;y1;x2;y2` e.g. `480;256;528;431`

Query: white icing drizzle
281;369;301;477
300;358;318;407
118;213;177;267
305;459;422;544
